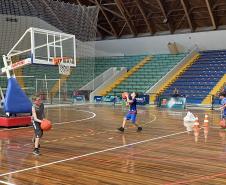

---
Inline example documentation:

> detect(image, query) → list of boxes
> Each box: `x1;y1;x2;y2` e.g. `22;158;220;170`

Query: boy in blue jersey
219;92;226;121
118;92;142;132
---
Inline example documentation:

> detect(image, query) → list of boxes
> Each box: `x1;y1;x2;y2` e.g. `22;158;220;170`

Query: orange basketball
41;119;52;131
122;92;129;99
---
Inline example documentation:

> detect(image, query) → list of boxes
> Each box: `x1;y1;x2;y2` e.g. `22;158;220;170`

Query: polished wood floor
0;104;225;185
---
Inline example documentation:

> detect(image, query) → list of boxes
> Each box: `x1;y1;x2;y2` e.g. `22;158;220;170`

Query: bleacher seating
19;55;145;97
4;50;225;105
162;50;226;104
107;53;186;97
66;55;146;93
22;64;60;96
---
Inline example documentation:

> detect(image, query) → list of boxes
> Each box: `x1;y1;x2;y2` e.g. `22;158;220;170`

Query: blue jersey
129;98;137;114
221;97;226;115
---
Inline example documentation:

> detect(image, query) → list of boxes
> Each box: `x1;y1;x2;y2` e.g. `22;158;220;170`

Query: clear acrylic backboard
1;27;76;78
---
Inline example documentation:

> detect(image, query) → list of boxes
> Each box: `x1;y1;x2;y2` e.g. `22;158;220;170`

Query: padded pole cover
4;77;32;114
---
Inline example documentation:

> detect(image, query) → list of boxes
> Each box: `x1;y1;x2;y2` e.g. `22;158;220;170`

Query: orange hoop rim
52;57;72;65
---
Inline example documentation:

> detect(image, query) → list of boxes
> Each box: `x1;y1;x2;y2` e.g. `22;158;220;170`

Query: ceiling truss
63;0;226;39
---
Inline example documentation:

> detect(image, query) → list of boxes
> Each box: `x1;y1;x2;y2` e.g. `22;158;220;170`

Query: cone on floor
193;116;200;143
193;116;200;127
203;114;209;127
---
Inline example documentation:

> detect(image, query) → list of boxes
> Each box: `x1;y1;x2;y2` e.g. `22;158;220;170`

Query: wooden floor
0;104;225;185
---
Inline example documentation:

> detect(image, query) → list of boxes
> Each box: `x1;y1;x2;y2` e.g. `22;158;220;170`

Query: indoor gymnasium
0;0;226;184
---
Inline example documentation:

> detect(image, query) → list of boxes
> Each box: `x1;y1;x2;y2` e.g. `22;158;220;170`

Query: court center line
0;110;96;132
0;106;154;134
0;180;15;185
23;114;156;147
53;110;96;125
143;114;157;125
0;130;188;177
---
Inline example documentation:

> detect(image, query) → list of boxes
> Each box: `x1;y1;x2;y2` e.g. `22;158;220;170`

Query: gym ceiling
61;0;226;40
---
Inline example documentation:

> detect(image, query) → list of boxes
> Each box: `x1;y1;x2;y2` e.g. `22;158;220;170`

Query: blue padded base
4;77;32;114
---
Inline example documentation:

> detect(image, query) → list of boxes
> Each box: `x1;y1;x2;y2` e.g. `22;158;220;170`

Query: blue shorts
125;113;137;123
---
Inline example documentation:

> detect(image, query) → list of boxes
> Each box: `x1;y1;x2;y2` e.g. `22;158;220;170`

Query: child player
32;95;45;155
118;92;142;132
219;92;226;123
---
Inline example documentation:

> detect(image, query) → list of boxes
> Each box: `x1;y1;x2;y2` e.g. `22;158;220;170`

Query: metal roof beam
98;25;114;36
114;0;137;36
156;0;174;33
180;0;194;32
95;0;118;37
134;0;155;34
205;0;217;29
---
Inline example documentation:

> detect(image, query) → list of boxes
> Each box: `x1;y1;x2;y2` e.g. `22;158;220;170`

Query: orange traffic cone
203;114;209;142
193;116;200;129
203;114;209;127
193;116;200;143
204;128;208;142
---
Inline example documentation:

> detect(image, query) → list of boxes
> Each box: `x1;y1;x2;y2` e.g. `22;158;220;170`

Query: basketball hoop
52;57;72;75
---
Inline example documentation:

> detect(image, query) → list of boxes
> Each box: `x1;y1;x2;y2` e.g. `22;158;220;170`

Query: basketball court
0;104;224;185
0;0;226;184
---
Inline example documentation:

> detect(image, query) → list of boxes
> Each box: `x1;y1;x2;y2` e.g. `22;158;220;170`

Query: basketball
219;119;226;128
122;92;129;99
41;119;52;131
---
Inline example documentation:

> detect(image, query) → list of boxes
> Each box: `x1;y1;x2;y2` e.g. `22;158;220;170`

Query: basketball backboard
1;27;76;77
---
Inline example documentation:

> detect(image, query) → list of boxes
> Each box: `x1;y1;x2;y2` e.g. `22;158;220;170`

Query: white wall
95;30;226;56
95;48;124;57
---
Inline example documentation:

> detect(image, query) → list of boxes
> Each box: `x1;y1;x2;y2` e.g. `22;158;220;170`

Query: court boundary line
53;110;96;125
0;130;187;177
0;106;156;132
0;109;96;132
0;180;15;185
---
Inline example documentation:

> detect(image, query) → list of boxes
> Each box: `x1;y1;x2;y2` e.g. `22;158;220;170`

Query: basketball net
52;57;72;75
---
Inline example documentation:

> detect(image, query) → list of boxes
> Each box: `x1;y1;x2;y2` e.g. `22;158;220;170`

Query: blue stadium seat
162;50;226;104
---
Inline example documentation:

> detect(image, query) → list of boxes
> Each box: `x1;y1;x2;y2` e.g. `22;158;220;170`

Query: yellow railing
14;68;25;89
50;71;72;98
99;56;152;96
149;53;200;102
12;56;25;89
202;74;226;104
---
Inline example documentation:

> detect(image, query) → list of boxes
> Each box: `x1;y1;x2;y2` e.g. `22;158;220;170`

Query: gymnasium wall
95;30;226;56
